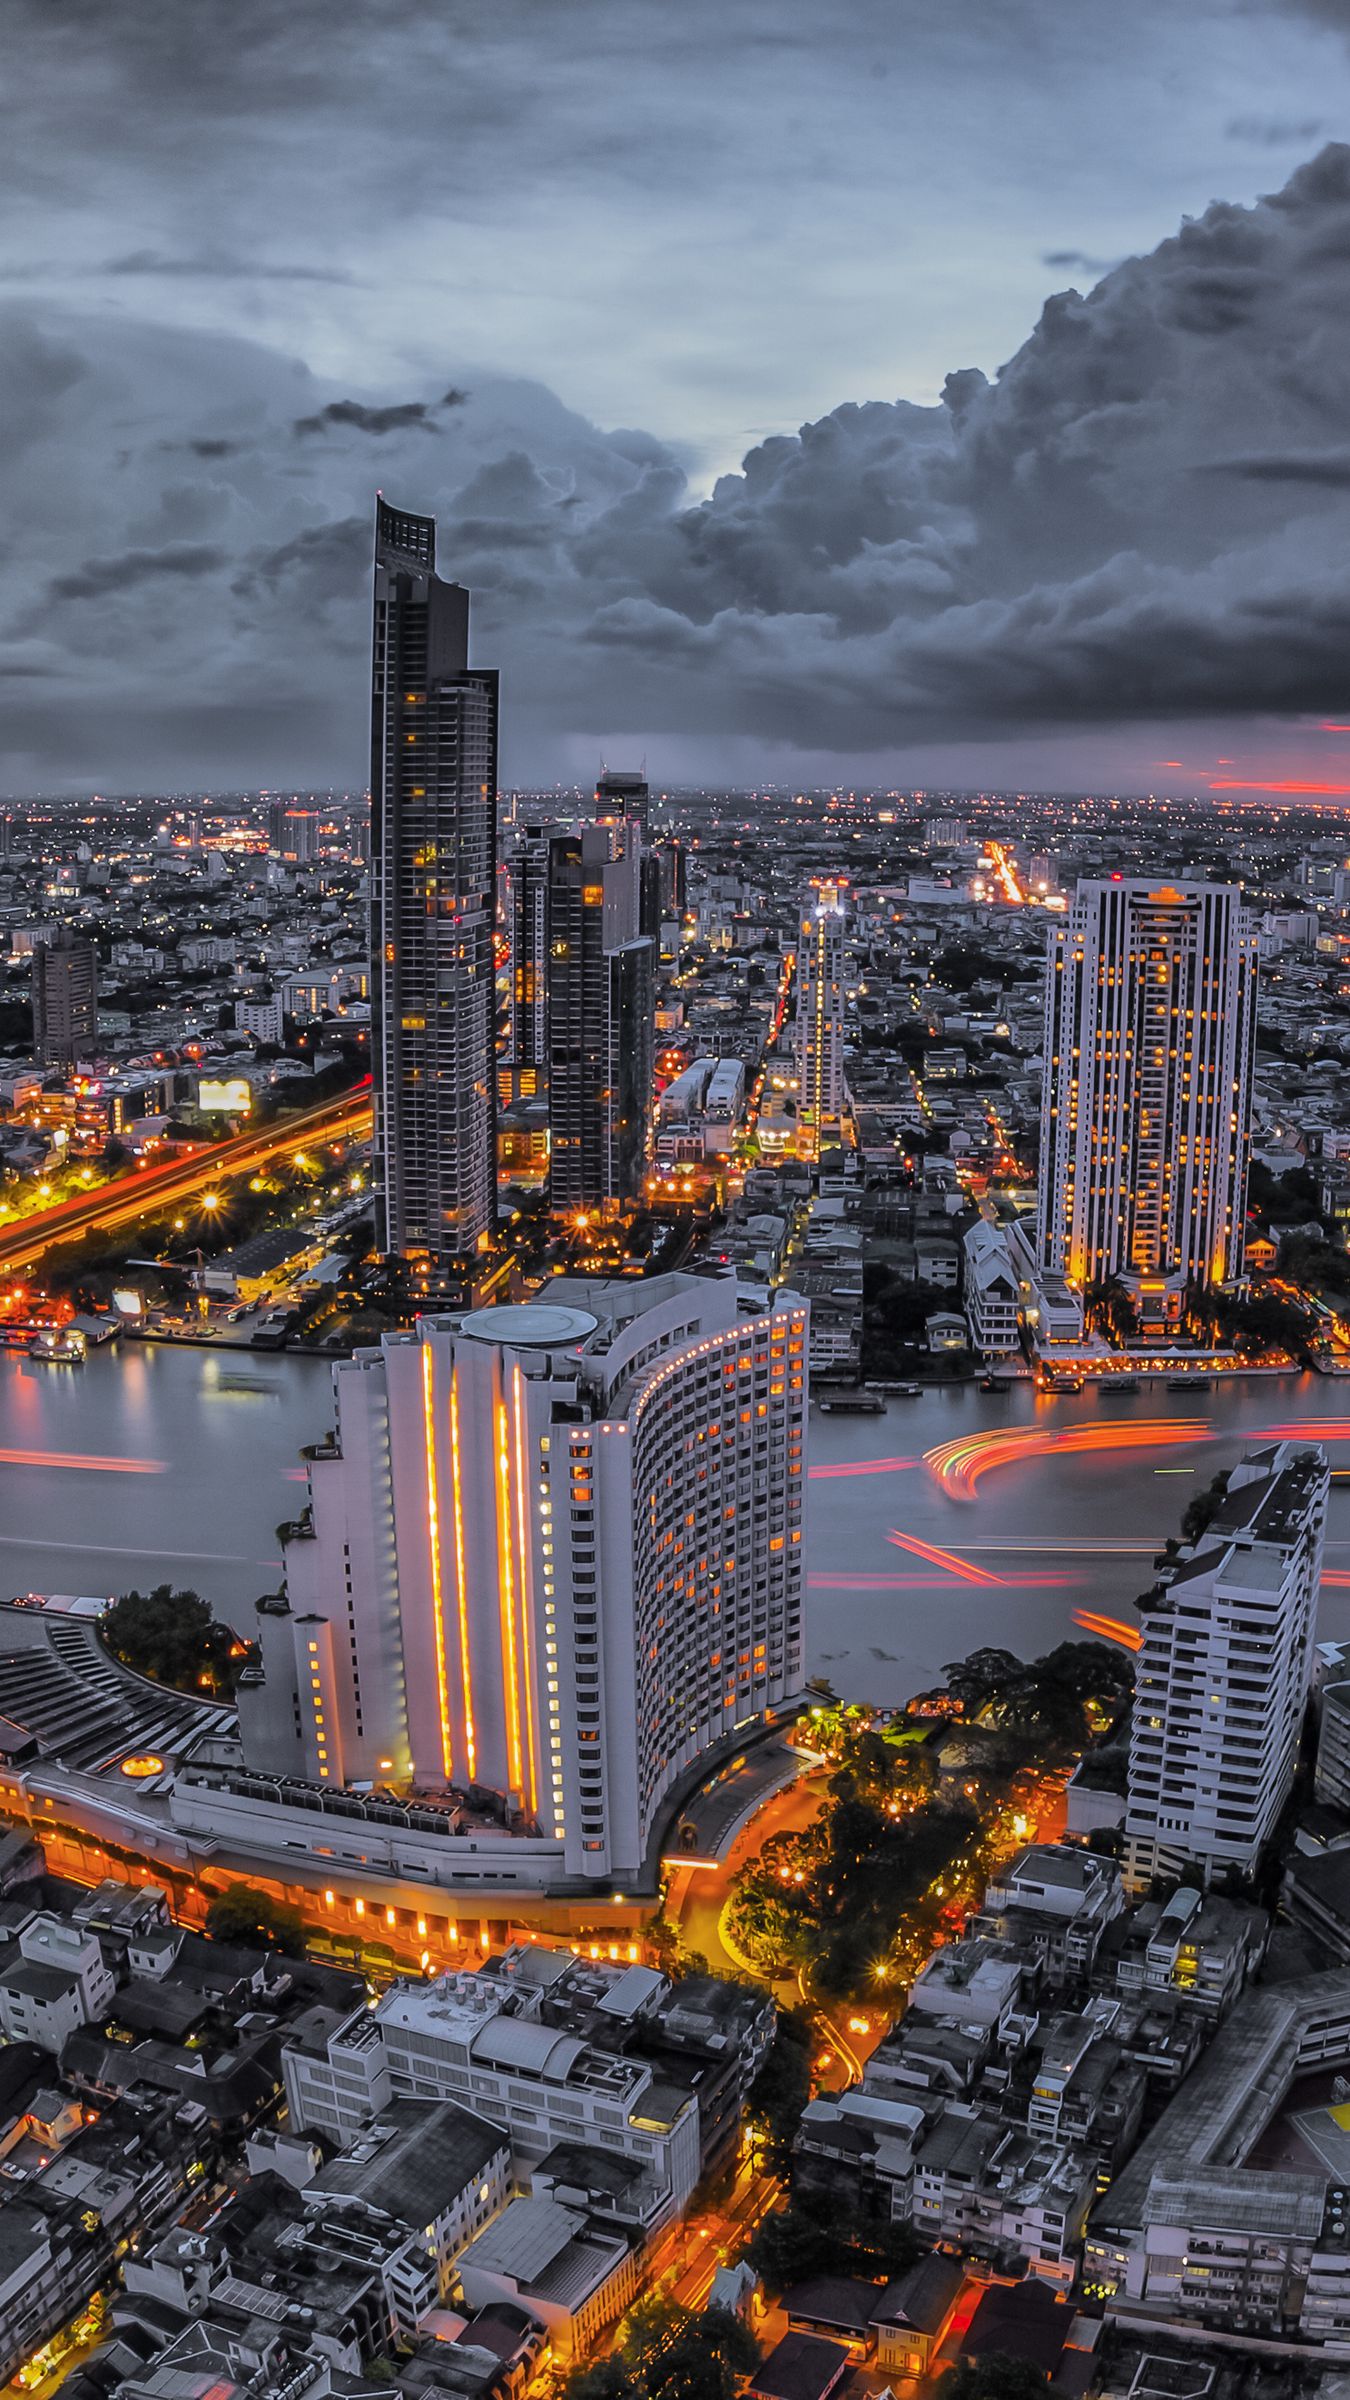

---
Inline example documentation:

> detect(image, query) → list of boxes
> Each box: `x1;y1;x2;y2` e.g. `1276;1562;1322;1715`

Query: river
1;1345;1347;1706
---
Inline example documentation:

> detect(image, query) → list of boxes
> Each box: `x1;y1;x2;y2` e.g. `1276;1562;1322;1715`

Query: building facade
1038;878;1257;1310
32;928;98;1068
240;1274;807;1883
795;884;847;1161
371;497;498;1279
545;823;653;1216
1124;1441;1328;1889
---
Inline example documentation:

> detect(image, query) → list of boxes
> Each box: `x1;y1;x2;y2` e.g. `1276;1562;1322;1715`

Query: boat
817;1388;887;1414
1098;1376;1141;1398
28;1328;87;1364
1167;1374;1212;1392
979;1374;1012;1393
1039;1372;1084;1395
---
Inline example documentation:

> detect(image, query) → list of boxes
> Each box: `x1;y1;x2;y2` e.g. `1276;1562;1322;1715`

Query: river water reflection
0;1345;1347;1704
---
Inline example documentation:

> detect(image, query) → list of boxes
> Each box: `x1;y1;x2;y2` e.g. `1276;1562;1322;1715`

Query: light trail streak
1322;1571;1350;1588
808;1456;918;1480
886;1530;1005;1585
924;1417;1214;1501
1073;1609;1143;1650
810;1571;1075;1591
0;1447;167;1473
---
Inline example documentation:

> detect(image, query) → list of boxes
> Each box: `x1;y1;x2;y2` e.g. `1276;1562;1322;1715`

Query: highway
0;1080;373;1279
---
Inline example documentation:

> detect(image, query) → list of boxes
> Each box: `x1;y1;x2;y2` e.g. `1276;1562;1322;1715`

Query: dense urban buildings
370;497;498;1281
1038;878;1258;1321
241;1272;807;1882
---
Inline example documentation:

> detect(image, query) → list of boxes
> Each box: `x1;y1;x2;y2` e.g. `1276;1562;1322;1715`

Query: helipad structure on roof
458;1302;599;1349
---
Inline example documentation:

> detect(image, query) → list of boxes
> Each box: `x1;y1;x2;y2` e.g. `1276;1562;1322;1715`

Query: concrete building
240;1274;806;1888
1038;878;1257;1317
454;2194;640;2360
32;928;98;1068
0;1914;115;2052
285;1973;702;2228
370;497;497;1280
795;885;846;1161
1124;1442;1328;1889
961;1220;1020;1360
545;822;653;1216
1087;1965;1350;2343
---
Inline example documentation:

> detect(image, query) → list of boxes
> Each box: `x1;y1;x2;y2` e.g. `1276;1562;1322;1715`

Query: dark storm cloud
103;250;359;284
1041;249;1120;276
293;399;443;438
8;146;1350;785
1225;114;1326;142
46;543;228;604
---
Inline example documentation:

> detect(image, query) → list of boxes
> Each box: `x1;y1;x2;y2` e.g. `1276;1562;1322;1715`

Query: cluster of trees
747;2184;919;2295
726;1742;978;1996
921;1639;1133;1753
102;1584;255;1699
203;1881;309;1956
563;2300;757;2400
728;1643;1130;2000
1184;1278;1313;1357
862;1265;961;1376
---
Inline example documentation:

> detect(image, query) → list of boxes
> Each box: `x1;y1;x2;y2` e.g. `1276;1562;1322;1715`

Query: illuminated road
986;838;1025;904
0;1081;372;1278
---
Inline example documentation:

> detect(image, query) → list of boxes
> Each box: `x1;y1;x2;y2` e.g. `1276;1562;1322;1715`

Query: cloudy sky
7;0;1350;796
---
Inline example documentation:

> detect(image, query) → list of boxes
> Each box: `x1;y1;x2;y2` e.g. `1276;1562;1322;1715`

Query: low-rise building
454;2195;639;2360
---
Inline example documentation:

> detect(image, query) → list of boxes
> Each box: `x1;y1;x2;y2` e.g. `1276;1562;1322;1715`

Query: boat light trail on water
809;1457;918;1480
0;1448;167;1473
924;1418;1215;1501
886;1531;1006;1585
811;1571;1075;1591
1073;1609;1144;1650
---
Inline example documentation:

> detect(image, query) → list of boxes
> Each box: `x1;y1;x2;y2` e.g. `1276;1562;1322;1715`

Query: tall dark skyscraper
32;927;98;1068
594;768;649;836
371;497;498;1276
546;822;653;1215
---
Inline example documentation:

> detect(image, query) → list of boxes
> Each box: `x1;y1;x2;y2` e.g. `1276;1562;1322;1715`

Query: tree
565;2302;757;2400
938;2356;1050;2400
1083;1275;1139;1345
747;2190;919;2297
205;1882;308;1957
746;2007;812;2171
102;1585;253;1698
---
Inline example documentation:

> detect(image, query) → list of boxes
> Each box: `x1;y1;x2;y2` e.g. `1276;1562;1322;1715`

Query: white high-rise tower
1125;1441;1327;1889
1038;878;1257;1314
795;883;847;1161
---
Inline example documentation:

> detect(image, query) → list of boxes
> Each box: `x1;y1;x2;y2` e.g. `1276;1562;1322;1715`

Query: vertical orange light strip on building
495;1385;526;1799
511;1366;539;1816
448;1369;477;1784
420;1340;455;1785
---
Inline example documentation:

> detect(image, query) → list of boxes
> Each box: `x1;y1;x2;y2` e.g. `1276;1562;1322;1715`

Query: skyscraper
1124;1441;1327;1889
240;1276;808;1884
594;768;649;836
546;822;653;1215
795;883;847;1161
32;927;98;1068
371;497;498;1278
1038;878;1257;1312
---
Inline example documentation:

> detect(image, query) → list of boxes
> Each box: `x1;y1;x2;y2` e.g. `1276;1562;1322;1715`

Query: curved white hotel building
240;1274;807;1885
